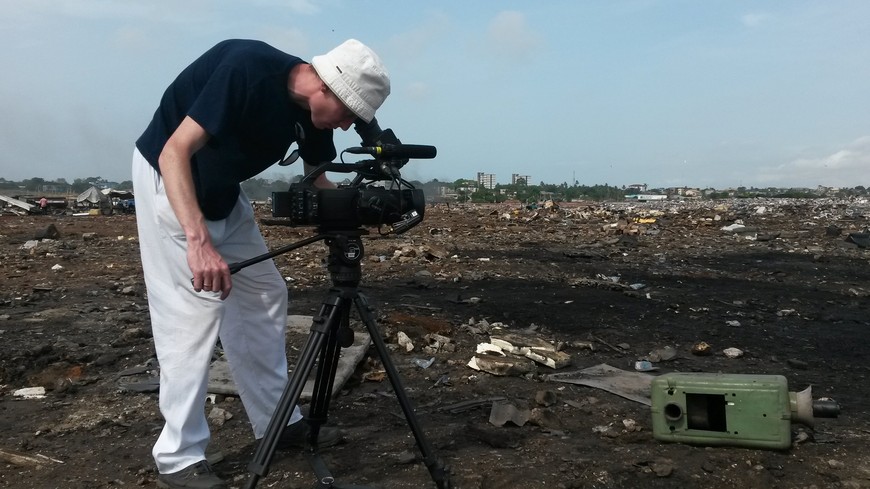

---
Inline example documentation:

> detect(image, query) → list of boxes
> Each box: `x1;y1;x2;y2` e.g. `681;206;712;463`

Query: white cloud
741;12;771;28
756;136;870;187
485;11;542;60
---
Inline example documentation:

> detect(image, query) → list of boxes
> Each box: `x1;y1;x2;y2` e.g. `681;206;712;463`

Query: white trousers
132;148;301;474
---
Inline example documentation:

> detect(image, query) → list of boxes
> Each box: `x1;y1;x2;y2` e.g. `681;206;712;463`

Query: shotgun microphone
346;144;437;160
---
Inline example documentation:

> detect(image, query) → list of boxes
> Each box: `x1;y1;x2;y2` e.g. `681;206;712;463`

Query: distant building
626;183;648;193
433;184;454;198
476;172;496;190
512;174;531;185
625;194;668;201
668;187;702;199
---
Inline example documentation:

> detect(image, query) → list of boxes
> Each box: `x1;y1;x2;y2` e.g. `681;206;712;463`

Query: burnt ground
1;199;869;488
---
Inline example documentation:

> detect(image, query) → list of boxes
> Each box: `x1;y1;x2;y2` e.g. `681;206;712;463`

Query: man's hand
188;241;232;300
313;172;336;189
159;116;233;300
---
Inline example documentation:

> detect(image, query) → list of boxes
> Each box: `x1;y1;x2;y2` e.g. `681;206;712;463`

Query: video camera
271;118;435;234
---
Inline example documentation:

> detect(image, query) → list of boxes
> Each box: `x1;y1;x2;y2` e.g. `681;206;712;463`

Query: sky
1;0;869;189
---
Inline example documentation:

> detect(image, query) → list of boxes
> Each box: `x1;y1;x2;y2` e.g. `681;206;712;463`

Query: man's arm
158;115;232;299
303;161;336;189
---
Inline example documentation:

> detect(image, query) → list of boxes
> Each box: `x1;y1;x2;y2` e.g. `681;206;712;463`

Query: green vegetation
0;177;132;194
1;176;867;202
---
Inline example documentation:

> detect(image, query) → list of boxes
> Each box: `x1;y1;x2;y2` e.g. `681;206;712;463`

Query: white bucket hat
311;39;390;123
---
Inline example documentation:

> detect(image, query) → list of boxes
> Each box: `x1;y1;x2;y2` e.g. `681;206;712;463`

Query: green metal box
650;373;792;449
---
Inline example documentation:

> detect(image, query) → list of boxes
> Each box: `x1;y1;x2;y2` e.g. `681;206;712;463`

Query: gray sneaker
156;460;227;489
276;419;343;450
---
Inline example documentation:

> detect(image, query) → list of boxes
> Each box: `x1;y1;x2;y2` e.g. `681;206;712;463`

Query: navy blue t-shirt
136;39;336;220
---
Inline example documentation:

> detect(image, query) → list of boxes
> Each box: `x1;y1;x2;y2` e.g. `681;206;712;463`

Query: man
132;39;390;488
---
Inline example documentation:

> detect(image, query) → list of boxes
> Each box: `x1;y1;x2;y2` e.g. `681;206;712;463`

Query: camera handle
230;229;452;489
296;159;406;188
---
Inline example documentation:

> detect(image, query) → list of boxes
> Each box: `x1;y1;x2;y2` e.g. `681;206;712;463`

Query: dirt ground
1;199;870;489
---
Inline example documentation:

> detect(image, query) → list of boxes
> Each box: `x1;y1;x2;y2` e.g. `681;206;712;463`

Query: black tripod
229;229;451;489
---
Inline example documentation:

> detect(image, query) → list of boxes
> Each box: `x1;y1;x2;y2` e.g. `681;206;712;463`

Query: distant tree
516;186;540;203
470;187;494;203
116;180;134;190
772;189;816;198
22;177;46;191
71;178;91;193
240;177;294;201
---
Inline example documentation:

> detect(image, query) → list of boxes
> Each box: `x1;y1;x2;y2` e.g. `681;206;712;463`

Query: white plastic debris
634;360;658;372
475;343;505;355
622;418;641;432
51;264;64;271
721;223;747;232
411;357;435;369
13;386;46;399
723;347;744;359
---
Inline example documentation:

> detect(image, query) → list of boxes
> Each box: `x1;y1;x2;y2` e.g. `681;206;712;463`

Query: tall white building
512;174;531;185
476;172;496;190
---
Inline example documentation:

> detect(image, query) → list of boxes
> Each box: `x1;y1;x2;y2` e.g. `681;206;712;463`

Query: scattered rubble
0;198;868;488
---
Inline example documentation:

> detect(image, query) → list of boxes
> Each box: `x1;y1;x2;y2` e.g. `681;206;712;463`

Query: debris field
1;198;869;488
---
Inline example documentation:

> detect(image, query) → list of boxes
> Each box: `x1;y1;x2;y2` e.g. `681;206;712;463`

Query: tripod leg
353;295;452;489
245;295;345;489
307;293;353;443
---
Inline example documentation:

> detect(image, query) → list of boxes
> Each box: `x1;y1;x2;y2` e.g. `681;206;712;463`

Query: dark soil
1;200;869;488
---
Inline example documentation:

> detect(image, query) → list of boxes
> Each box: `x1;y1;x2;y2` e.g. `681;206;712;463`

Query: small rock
648;346;677;362
396;331;414;352
529;408;562;430
691;342;713;356
652;463;674;477
787;358;809;370
622;418;642;432
208;407;233;427
394;450;417;464
723;347;744;359
535;390;559;407
35;224;61;240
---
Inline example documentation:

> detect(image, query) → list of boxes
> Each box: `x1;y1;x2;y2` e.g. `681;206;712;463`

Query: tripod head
271;117;434;236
